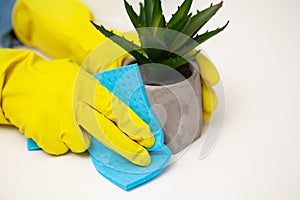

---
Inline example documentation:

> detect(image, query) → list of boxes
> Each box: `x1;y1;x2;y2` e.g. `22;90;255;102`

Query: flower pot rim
123;58;200;88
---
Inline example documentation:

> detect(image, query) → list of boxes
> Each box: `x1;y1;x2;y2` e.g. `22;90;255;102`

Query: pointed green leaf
177;21;229;56
166;13;192;50
140;34;168;61
139;2;146;25
183;1;223;37
91;21;151;64
161;51;199;69
151;0;166;28
193;20;229;45
144;0;155;26
124;0;144;28
167;13;192;34
166;0;193;30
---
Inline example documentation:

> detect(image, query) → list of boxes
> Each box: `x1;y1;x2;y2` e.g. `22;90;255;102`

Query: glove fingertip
136;135;155;149
197;53;220;86
203;111;212;121
131;149;152;167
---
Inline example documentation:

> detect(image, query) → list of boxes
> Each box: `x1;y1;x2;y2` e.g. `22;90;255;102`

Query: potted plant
91;0;228;154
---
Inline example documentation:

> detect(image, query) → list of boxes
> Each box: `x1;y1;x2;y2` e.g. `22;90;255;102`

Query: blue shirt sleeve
0;0;20;47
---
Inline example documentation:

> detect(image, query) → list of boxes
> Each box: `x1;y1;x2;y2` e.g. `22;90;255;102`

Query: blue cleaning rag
27;64;171;190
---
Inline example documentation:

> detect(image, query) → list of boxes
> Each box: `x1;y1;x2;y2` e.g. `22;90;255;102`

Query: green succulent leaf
166;0;193;30
151;0;166;28
91;0;229;72
183;1;223;37
91;21;151;64
177;20;229;56
167;13;192;34
194;20;229;45
139;2;146;25
161;50;199;69
141;34;168;61
166;13;193;51
124;0;145;28
144;0;155;26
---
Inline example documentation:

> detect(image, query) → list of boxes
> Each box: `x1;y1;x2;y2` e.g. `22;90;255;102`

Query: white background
1;0;300;199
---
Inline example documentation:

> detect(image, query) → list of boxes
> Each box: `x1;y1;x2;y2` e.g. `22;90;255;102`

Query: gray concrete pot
124;59;203;154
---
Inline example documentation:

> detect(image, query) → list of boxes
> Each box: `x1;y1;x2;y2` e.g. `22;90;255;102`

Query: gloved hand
0;49;154;166
12;0;107;65
12;0;220;120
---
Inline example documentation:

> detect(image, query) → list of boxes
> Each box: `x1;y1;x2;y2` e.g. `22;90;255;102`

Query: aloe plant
91;0;228;69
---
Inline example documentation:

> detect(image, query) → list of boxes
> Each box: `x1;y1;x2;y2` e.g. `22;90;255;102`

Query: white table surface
1;0;300;199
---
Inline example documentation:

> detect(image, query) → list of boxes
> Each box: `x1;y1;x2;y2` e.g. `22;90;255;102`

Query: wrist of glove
0;49;154;166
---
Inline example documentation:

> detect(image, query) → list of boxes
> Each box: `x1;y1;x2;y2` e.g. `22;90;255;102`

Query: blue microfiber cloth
94;63;165;151
27;138;41;151
89;137;171;190
27;64;171;190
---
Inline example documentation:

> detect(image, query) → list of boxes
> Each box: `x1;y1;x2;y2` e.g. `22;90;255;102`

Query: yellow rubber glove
196;53;220;86
0;49;154;166
12;0;106;65
12;0;220;120
201;77;218;120
195;53;220;120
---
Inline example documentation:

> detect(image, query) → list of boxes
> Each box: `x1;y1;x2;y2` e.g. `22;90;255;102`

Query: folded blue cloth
91;64;171;190
27;138;41;151
27;64;171;190
94;63;165;151
89;137;170;190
